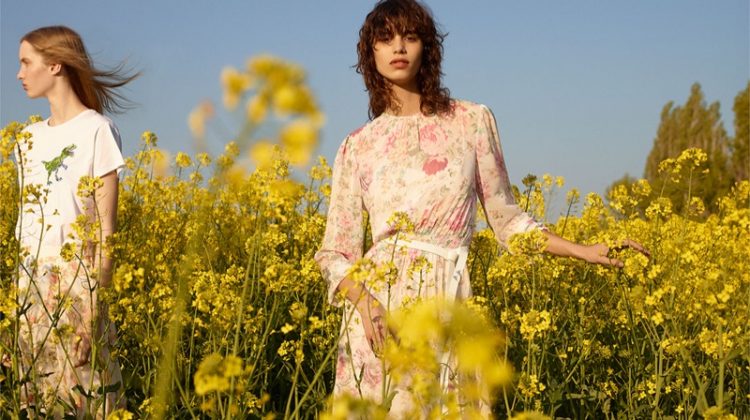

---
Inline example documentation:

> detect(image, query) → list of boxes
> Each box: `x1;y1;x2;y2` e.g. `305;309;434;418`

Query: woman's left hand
579;239;650;268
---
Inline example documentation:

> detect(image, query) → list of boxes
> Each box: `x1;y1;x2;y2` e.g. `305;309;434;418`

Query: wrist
339;278;373;309
354;292;377;313
572;243;590;260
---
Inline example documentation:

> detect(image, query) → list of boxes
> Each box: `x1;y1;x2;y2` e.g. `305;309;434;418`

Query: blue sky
1;0;747;216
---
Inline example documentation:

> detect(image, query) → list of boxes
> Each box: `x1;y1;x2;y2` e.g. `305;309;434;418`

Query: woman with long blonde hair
14;25;137;417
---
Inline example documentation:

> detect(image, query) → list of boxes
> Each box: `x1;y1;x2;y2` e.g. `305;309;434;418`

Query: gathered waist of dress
379;236;465;259
373;231;469;250
378;235;469;300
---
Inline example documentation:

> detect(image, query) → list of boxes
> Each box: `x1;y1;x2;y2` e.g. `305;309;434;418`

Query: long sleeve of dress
315;136;364;306
475;105;543;249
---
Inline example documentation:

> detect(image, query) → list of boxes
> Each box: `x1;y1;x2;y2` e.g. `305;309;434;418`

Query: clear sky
1;0;748;216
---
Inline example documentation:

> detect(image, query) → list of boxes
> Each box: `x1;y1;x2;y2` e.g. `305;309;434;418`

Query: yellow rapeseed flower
387;211;416;234
247;54;282;78
175;152;192;169
221;66;253;110
703;406;739;420
279;119;318;166
517;373;546;398
510;412;552;420
247;94;268;124
281;323;295;334
77;175;103;199
187;100;214;139
520;309;552;341
107;409;135;420
273;84;310;116
141;130;158;146
194;353;246;395
250;141;276;171
151;148;171;178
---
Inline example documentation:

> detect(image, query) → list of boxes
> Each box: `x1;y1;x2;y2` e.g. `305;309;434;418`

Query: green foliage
643;83;732;212
604;173;639;217
731;82;749;181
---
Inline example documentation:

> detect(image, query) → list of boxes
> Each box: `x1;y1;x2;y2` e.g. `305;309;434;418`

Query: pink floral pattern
315;100;541;414
17;254;123;416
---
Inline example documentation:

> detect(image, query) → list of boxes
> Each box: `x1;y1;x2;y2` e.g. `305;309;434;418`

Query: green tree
731;82;749;181
643;82;732;212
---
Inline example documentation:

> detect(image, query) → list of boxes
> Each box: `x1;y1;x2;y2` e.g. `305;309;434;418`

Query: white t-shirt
16;109;125;255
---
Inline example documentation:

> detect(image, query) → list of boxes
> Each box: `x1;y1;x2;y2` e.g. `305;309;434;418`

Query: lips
390;59;409;69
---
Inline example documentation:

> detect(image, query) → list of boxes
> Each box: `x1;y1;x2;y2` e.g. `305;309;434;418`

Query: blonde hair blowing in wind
21;25;139;114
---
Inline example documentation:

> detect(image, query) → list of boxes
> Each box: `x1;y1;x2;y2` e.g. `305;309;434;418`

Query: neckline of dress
381;111;432;120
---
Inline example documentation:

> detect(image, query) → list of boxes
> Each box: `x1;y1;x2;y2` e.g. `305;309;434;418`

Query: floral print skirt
16;254;124;418
331;240;491;417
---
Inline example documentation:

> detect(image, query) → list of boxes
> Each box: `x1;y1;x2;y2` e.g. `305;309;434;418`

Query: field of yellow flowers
0;56;747;419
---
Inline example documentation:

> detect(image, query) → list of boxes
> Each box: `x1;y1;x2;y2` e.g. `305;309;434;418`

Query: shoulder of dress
449;99;490;117
346;122;369;140
341;118;378;148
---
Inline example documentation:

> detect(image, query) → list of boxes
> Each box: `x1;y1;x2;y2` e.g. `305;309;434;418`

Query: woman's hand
356;296;391;356
544;231;650;267
338;276;396;356
578;239;650;267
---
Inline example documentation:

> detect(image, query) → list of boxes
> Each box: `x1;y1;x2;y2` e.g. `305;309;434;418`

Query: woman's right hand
338;277;394;356
356;297;389;356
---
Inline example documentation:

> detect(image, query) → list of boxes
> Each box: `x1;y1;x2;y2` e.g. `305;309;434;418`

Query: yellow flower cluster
326;298;512;419
198;54;325;167
657;147;709;182
519;309;552;341
517;373;546;399
479;169;749;417
194;353;248;395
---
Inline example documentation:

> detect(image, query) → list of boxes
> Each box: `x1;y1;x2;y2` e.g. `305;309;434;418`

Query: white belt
381;237;469;299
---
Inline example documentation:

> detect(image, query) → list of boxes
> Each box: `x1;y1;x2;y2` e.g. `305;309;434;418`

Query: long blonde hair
21;25;139;114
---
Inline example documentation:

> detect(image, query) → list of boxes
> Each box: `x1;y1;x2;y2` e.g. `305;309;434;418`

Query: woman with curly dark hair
316;0;648;415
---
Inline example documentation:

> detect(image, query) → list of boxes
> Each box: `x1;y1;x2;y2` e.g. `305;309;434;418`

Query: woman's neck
388;83;422;116
47;81;89;126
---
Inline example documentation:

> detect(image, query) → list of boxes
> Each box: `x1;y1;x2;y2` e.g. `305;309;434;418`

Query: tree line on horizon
608;81;749;214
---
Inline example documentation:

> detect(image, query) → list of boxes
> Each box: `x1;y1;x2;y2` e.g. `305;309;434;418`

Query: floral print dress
315;100;541;414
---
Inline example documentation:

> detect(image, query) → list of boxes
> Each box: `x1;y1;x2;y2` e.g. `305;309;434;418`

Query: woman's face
17;40;58;99
373;32;423;90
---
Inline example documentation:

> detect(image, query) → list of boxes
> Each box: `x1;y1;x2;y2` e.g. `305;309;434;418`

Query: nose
393;36;406;54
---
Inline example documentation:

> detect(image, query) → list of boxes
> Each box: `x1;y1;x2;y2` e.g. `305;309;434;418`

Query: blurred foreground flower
280;119;318;166
194;353;248;395
188;100;215;141
221;67;254;110
192;54;323;168
326;298;511;418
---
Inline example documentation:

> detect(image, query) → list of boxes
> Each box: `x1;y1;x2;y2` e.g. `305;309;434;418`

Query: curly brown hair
356;0;452;119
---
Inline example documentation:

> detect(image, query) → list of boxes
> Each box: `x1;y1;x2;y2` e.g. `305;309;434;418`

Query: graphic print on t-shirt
42;144;76;184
